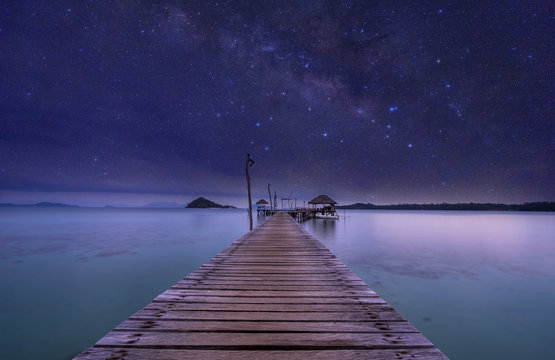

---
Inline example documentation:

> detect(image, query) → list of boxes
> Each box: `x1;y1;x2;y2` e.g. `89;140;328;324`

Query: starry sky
1;1;553;207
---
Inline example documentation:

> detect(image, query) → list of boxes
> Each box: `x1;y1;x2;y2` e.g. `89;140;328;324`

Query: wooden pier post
245;154;255;231
267;183;272;213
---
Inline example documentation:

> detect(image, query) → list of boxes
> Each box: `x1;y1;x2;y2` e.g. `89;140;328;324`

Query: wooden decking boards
74;212;448;359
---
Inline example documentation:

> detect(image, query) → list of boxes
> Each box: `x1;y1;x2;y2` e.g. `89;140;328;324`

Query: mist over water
303;210;555;360
1;208;553;359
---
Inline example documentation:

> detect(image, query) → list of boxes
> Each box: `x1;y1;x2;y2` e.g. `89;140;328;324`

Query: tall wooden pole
267;183;272;213
246;154;255;230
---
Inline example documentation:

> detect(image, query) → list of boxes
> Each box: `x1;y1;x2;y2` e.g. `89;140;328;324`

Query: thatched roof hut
308;195;337;205
256;199;269;205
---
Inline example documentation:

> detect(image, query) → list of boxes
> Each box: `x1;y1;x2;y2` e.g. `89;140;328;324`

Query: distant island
186;197;236;209
0;202;79;208
337;202;555;212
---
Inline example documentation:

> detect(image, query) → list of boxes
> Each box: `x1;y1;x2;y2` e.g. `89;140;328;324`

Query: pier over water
75;212;447;359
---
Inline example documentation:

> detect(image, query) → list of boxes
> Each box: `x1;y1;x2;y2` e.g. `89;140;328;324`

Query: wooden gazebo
256;199;269;211
308;195;338;219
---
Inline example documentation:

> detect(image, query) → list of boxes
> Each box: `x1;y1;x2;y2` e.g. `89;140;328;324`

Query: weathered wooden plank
180;277;368;287
192;269;352;275
213;253;337;257
129;309;403;321
190;271;355;277
191;268;349;273
195;270;350;276
76;348;449;360
204;264;348;269
213;256;337;259
185;274;364;281
201;262;345;266
216;250;335;254
218;246;330;250
173;282;370;291
195;266;348;271
184;277;364;284
154;293;383;304
197;263;349;268
202;259;348;269
217;255;335;258
115;319;416;333
167;289;378;297
143;302;389;312
95;331;435;349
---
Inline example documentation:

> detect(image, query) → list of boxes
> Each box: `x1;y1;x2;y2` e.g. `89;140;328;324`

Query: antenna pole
267;183;272;213
246;154;255;230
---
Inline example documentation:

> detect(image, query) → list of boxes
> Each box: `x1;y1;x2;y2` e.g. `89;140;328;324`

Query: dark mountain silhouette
185;197;236;209
336;202;555;212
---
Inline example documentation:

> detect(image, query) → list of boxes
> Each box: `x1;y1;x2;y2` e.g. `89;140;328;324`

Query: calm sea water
0;208;262;360
304;210;555;360
0;208;553;359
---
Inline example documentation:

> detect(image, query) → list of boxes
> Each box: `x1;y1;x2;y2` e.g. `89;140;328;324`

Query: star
0;0;550;207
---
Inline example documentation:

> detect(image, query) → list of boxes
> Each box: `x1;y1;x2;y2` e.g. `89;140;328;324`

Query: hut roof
256;199;269;205
308;195;337;205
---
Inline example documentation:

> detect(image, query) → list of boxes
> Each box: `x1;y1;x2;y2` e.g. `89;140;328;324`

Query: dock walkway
75;212;447;359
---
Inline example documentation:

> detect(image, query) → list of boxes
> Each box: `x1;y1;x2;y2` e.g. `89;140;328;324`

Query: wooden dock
75;212;447;359
258;208;315;222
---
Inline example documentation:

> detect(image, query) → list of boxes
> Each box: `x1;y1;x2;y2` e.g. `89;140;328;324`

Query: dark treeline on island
0;202;79;208
185;197;236;209
337;202;555;212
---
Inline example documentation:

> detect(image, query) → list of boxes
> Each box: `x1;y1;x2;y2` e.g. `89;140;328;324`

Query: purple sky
1;1;553;207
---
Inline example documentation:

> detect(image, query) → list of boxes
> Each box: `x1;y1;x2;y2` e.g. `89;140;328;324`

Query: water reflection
1;208;554;360
0;207;254;360
304;210;555;280
304;217;337;239
0;208;255;261
302;210;555;360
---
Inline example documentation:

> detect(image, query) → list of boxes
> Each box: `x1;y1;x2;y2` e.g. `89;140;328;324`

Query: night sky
1;1;553;207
